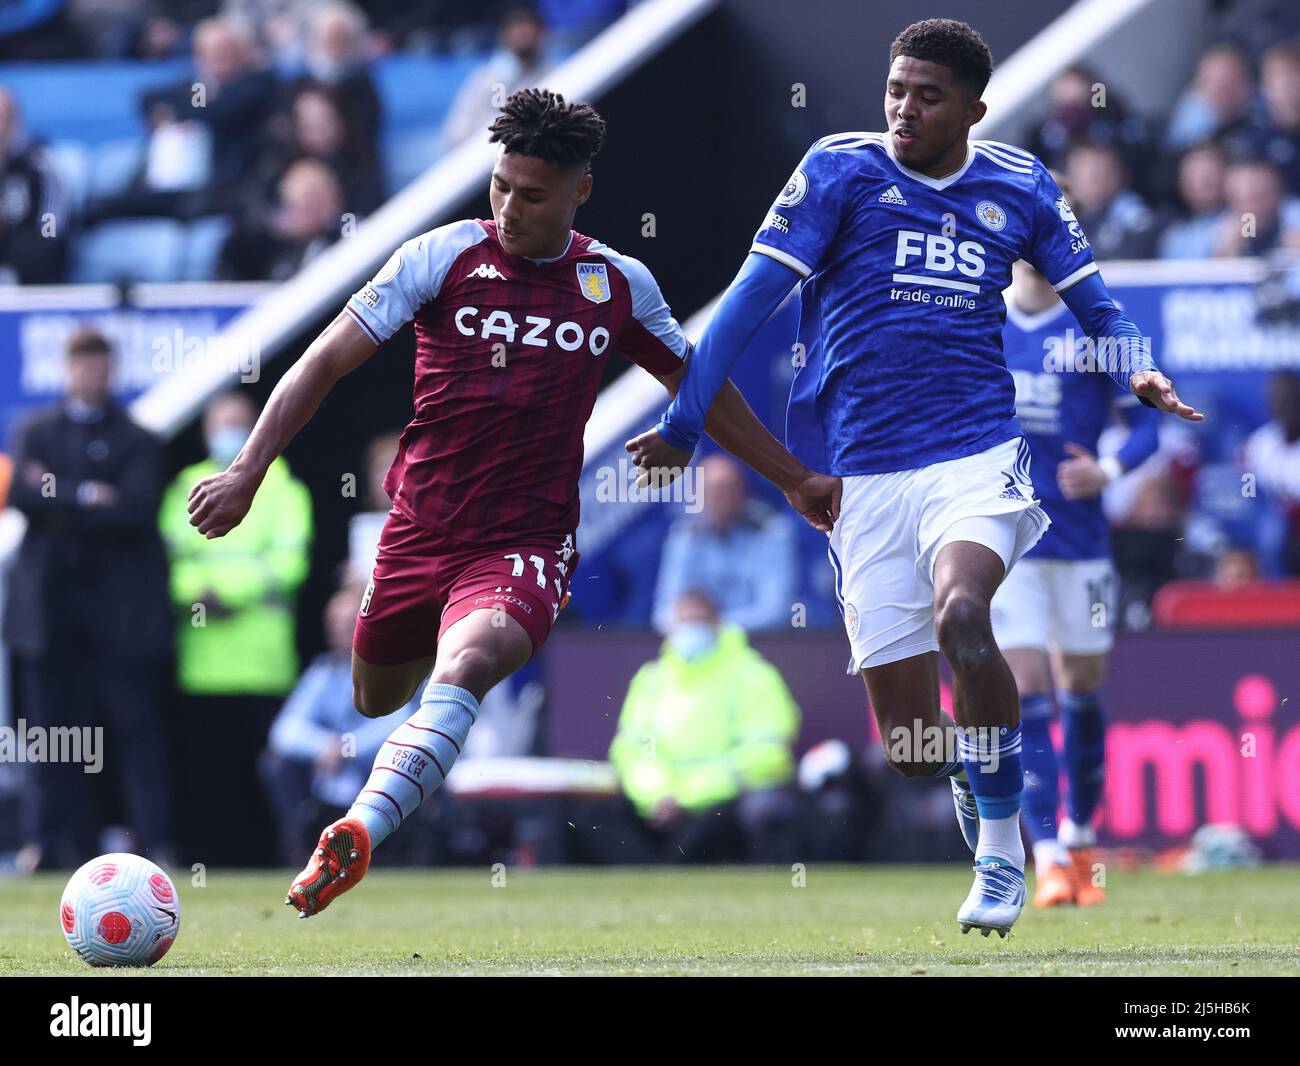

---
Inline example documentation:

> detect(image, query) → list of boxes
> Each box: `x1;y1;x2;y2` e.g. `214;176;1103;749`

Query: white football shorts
827;436;1049;670
990;556;1116;656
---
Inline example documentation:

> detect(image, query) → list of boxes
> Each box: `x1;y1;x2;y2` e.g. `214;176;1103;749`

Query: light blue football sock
348;682;478;849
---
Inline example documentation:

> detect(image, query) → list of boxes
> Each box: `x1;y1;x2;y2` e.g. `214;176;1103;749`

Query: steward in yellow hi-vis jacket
610;617;799;819
161;453;312;696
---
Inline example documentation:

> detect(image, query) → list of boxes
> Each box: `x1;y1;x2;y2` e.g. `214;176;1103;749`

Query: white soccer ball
60;853;180;967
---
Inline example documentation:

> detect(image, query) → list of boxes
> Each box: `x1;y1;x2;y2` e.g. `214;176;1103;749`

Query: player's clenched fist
1129;370;1204;422
624;427;694;489
188;469;258;538
785;472;842;534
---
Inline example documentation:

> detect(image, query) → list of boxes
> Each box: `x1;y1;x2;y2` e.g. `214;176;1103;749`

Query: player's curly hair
889;18;994;96
488;89;607;171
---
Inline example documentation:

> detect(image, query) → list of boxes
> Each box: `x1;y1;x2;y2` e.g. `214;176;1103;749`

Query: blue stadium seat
382;127;443;191
45;140;90;219
69;218;186;283
370;54;483;137
88;139;145;200
181;215;234;281
0;60;190;146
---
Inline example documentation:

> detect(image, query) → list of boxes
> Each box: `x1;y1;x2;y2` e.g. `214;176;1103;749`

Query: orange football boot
1032;861;1075;908
285;817;372;918
1067;847;1105;906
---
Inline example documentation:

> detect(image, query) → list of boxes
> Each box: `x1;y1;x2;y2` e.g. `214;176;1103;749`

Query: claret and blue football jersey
755;132;1098;475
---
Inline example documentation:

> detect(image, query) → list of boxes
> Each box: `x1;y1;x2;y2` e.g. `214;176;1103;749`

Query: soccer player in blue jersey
627;18;1203;937
992;252;1159;909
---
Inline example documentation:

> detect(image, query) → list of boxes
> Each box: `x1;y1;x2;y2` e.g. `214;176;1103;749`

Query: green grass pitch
3;865;1298;976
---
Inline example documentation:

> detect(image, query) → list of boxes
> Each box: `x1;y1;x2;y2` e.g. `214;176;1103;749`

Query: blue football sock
1018;694;1059;844
958;723;1024;866
1060;687;1106;828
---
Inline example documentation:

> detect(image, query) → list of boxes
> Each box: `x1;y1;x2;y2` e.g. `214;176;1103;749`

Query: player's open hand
1130;370;1204;421
785;471;841;533
1057;442;1110;501
624;427;693;489
188;469;258;538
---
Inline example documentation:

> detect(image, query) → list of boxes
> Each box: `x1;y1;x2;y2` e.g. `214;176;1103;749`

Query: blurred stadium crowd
0;4;1299;282
0;0;627;284
0;1;1299;873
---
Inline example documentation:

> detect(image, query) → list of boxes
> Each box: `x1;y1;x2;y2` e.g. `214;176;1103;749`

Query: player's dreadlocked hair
488;89;607;171
889;19;994;96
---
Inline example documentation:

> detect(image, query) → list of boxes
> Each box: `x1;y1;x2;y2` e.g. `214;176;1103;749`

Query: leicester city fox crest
577;262;611;304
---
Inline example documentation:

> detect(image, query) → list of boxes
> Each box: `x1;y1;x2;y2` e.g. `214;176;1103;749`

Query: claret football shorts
353;507;579;666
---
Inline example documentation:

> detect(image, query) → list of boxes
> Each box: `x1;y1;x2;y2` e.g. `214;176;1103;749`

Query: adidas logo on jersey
467;263;509;280
879;185;908;205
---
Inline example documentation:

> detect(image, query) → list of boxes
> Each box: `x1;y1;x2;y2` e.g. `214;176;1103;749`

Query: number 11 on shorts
504;552;547;588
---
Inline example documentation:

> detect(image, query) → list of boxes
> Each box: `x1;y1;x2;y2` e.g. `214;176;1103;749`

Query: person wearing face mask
159;389;312;866
597;590;801;864
5;329;174;873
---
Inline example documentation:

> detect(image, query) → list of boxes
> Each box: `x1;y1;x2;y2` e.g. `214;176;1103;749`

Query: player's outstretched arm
625;250;800;473
188;311;378;538
1058;271;1204;422
643;364;841;533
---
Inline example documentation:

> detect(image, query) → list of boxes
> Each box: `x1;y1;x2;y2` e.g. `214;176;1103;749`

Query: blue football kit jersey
1002;299;1154;560
752;132;1099;476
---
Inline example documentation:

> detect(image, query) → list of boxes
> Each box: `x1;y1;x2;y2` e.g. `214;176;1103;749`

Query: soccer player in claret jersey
627;19;1204;937
187;89;839;917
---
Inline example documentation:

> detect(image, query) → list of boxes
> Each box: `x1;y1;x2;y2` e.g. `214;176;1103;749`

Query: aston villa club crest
577;262;611;304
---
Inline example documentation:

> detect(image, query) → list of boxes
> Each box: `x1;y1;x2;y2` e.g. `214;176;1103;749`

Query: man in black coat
0;87;67;283
5;328;174;870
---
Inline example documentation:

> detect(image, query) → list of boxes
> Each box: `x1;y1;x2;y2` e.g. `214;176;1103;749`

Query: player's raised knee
935;590;996;675
430;645;497;698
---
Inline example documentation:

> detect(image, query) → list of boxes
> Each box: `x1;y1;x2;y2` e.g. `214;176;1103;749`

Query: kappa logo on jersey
467;263;509;281
360;577;375;616
576;262;611;304
454;307;612;356
976;200;1007;231
777;168;808;207
878;184;908;205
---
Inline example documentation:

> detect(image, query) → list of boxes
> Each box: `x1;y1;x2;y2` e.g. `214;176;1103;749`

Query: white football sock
1032;838;1067;871
976;813;1026;869
1058;817;1097;849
